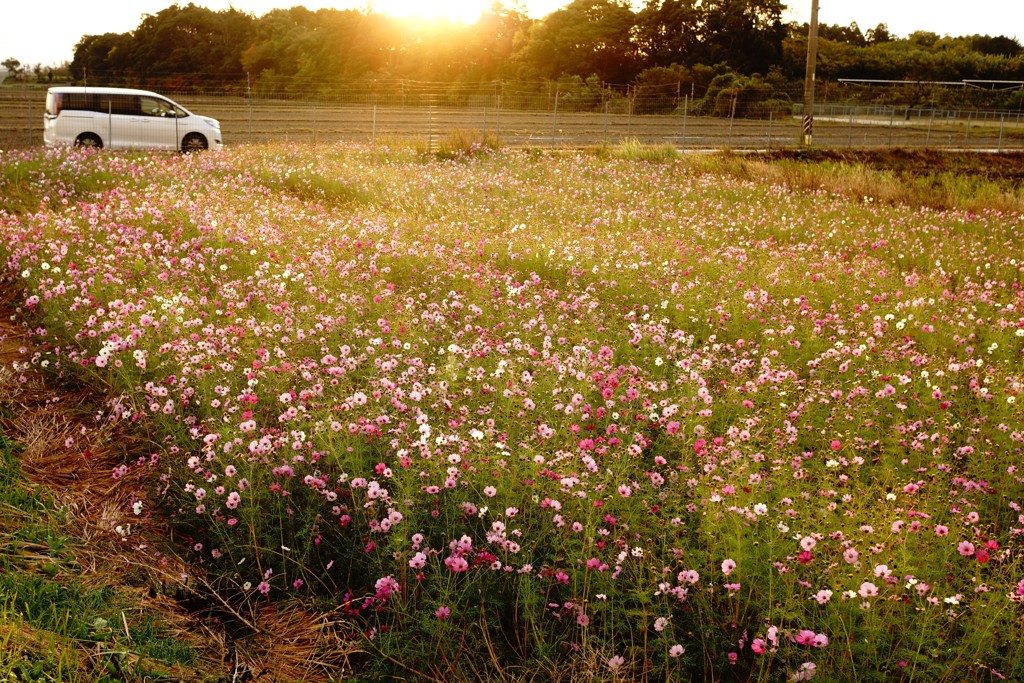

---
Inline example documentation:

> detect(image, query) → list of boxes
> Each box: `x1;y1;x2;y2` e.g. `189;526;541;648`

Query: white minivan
43;87;222;151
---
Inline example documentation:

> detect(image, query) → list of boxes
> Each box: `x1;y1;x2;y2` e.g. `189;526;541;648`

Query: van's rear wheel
181;133;208;153
75;133;102;148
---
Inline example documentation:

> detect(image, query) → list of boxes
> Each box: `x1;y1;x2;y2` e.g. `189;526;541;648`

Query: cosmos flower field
2;143;1023;681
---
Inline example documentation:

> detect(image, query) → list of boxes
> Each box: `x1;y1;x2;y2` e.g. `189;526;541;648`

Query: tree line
56;1;1024;111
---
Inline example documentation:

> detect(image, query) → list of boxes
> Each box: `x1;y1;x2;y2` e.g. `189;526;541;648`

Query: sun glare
369;0;490;24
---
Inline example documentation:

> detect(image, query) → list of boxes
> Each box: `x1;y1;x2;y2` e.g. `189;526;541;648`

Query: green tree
865;23;892;45
970;35;1022;57
70;33;134;81
2;57;22;81
634;0;701;69
462;2;535;81
514;0;640;83
698;0;786;73
129;3;252;84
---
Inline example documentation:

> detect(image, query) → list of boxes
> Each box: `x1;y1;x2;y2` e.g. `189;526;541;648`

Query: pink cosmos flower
445;555;469;572
721;559;736;575
858;582;878;598
794;630;816;646
843;547;859;564
958;541;976;557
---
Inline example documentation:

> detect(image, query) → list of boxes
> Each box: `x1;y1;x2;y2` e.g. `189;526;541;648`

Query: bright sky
3;0;1022;68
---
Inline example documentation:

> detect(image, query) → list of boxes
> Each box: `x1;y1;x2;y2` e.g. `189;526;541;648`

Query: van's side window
139;96;179;118
62;93;95;112
95;94;138;116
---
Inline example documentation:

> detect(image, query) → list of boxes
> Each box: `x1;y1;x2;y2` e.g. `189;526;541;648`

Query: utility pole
802;0;820;146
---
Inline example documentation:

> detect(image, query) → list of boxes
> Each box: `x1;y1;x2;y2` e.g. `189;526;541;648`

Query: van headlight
203;118;220;129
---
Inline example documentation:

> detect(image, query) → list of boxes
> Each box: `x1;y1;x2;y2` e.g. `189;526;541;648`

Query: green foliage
516;0;641;84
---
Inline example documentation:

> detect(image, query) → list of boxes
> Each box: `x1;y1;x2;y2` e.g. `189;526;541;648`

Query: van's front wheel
181;133;208;153
75;133;102;148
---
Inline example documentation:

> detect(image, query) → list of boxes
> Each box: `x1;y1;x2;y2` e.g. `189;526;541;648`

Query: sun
369;0;491;24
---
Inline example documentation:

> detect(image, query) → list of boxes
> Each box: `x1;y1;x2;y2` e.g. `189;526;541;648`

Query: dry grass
683;149;1024;214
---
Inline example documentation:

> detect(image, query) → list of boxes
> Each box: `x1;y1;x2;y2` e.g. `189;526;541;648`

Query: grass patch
0;430;205;682
435;128;501;159
257;168;370;205
598;137;681;163
0;148;129;215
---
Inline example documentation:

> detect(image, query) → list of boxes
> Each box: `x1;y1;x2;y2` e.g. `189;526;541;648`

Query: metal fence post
728;94;736;148
246;72;253;144
372;105;377;146
767;110;773;152
603;99;609;144
681;95;688;151
626;87;633;139
926;109;933;148
551;86;559;148
998;114;1004;152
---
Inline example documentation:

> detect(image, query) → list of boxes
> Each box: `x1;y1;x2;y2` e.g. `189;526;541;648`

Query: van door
138;95;181;149
94;93;139;149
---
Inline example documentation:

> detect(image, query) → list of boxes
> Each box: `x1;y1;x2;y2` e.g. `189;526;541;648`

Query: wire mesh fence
2;78;1023;151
